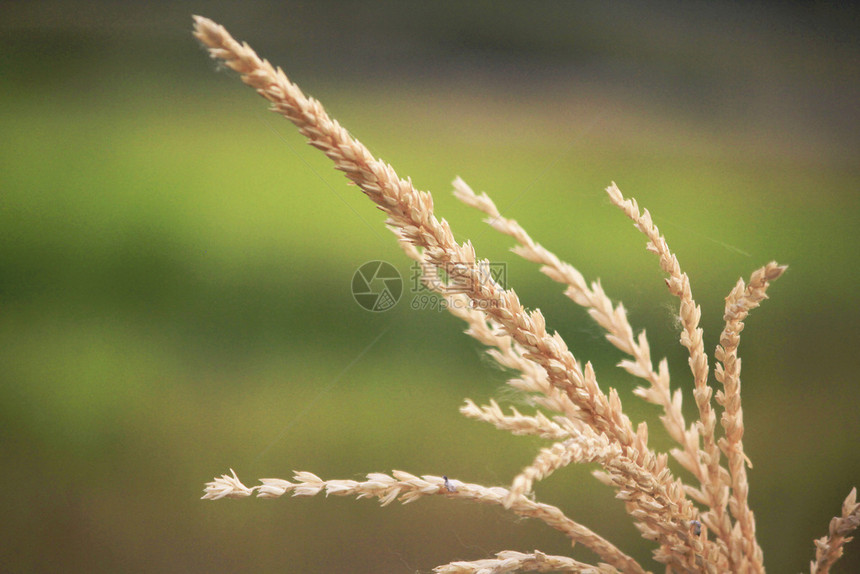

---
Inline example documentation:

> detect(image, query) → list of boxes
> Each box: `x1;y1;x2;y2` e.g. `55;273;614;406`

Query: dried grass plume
193;15;858;574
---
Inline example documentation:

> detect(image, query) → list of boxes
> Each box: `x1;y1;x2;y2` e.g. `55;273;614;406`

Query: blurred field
1;2;859;572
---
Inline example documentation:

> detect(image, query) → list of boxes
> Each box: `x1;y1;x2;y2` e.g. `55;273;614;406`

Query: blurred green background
2;1;858;572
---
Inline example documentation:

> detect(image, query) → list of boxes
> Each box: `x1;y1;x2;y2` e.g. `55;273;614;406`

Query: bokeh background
2;1;858;572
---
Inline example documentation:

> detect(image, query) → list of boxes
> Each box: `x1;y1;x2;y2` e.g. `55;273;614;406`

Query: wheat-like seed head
434;550;618;573
193;15;857;573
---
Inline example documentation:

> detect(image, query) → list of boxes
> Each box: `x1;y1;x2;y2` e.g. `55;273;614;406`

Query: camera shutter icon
351;261;402;312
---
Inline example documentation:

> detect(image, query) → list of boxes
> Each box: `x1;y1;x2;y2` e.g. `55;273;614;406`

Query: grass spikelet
193;15;858;573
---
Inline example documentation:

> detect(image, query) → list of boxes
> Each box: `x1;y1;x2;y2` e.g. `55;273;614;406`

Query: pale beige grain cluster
605;183;737;565
201;468;256;500
714;262;785;571
460;399;570;440
205;469;644;573
453;178;704;491
434;550;616;574
398;192;709;570
194;16;858;573
810;488;860;574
